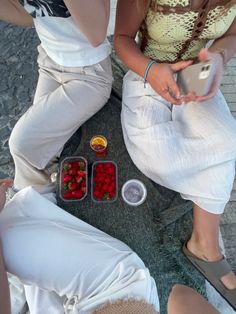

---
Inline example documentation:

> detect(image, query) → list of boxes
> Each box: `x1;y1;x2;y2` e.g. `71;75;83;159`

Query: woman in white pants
0;179;159;314
0;0;112;195
114;0;236;307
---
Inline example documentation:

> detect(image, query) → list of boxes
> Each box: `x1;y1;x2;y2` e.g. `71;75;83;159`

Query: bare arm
114;0;150;78
63;0;110;47
191;17;236;102
0;0;33;27
209;16;236;63
0;243;11;314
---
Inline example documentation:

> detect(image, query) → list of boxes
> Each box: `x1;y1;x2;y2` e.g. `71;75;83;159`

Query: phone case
177;61;216;97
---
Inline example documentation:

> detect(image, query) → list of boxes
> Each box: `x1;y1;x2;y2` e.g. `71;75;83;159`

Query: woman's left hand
0;179;13;211
193;48;224;102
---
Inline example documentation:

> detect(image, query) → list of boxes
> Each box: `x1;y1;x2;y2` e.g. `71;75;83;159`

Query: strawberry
68;168;77;176
72;161;79;169
76;176;83;184
63;162;72;170
63;173;73;183
81;180;86;187
68;182;77;191
96;164;103;171
77;170;86;178
105;178;111;184
81;187;86;193
103;193;110;200
63;191;73;199
102;184;109;192
109;192;115;199
72;190;83;199
78;161;86;171
108;168;115;175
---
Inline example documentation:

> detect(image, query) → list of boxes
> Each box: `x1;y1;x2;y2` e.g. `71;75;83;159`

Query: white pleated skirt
122;70;236;214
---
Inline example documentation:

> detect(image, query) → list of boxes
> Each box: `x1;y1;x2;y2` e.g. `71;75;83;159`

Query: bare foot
187;239;236;290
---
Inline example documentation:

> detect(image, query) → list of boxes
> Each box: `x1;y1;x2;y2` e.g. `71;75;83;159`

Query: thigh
0;189;133;298
2;221;142;301
172;90;236;140
12;66;111;169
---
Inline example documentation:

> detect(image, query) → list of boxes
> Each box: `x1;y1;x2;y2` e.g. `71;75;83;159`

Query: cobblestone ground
0;22;39;178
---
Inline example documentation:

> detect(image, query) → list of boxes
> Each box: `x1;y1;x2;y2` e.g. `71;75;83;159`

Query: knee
169;284;189;298
9;123;30;158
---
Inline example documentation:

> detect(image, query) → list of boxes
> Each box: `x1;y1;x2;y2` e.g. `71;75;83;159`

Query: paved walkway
220;56;236;270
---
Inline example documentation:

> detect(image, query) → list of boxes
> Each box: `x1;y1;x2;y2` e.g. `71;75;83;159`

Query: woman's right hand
147;60;193;105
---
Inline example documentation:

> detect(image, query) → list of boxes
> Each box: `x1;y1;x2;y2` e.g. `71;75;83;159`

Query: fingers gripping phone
177;60;216;97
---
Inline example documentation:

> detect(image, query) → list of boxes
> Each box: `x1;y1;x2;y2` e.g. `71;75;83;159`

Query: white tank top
20;0;111;67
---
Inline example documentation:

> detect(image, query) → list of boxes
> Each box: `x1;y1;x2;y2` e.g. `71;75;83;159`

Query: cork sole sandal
183;242;236;311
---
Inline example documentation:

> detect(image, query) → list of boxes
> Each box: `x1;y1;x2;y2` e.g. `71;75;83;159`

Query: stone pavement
219;56;236;270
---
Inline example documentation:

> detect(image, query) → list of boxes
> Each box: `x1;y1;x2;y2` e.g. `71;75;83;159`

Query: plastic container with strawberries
59;156;88;202
91;161;118;203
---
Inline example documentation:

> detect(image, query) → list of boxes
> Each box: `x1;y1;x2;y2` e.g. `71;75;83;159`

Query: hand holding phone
177;60;216;97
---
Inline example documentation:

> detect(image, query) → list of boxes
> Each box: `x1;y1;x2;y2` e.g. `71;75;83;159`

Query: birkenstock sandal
183;242;236;311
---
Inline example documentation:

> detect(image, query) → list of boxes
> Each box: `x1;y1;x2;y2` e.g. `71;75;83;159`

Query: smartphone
177;60;216;97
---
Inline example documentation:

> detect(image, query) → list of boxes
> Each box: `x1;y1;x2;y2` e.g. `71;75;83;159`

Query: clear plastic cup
121;179;147;206
90;135;108;157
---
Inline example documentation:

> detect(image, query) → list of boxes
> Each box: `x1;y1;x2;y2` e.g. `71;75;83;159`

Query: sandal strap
192;256;232;280
206;257;232;279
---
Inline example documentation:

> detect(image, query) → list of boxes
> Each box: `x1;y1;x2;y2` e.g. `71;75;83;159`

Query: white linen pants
0;187;159;314
9;46;113;194
122;71;236;214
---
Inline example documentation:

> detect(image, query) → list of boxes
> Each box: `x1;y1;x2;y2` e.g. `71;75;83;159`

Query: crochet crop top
140;0;236;63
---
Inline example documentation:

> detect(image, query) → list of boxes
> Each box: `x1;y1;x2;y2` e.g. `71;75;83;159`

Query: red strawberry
72;190;83;199
96;164;103;171
63;191;73;199
68;182;77;191
105;178;110;184
76;176;83;184
68;168;77;176
93;190;100;199
108;168;115;175
72;161;79;169
81;180;86;187
77;170;86;178
109;192;115;199
63;174;73;183
102;184;109;192
81;187;86;193
78;161;86;171
63;162;72;170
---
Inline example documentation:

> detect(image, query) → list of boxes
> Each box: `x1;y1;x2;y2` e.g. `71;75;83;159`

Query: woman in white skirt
0;179;160;314
114;0;236;307
0;179;221;314
0;0;112;196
